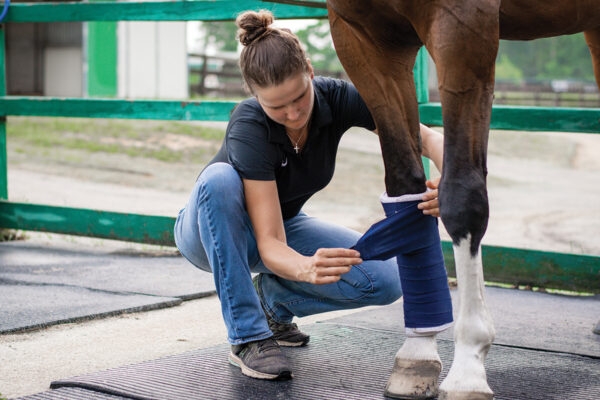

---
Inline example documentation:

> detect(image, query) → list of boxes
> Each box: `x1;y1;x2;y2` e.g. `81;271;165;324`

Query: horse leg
419;1;500;399
588;28;600;336
328;7;445;399
327;6;426;195
584;27;600;90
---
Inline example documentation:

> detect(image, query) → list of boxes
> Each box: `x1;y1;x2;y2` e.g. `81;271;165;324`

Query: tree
496;33;595;82
197;21;238;53
295;20;344;73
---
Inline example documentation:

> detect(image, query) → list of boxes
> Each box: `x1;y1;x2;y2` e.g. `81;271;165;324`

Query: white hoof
384;337;442;399
438;389;493;400
438;357;493;400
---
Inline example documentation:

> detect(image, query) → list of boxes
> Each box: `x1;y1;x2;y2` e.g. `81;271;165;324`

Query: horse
323;1;600;399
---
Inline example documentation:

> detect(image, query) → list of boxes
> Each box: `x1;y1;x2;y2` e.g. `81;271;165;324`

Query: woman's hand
299;248;362;285
418;177;441;217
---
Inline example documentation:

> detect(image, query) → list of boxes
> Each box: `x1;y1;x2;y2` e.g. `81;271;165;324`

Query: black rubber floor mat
16;387;132;399
20;324;600;400
0;241;215;300
0;282;181;334
326;286;600;357
0;240;216;333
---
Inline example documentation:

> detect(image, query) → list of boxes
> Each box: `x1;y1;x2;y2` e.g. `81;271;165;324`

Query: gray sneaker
228;338;292;380
253;274;310;347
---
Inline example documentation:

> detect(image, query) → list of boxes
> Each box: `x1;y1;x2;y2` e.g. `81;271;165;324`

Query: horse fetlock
384;337;442;399
454;314;495;350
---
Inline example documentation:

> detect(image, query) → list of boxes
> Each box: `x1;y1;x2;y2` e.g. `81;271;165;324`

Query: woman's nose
286;106;300;121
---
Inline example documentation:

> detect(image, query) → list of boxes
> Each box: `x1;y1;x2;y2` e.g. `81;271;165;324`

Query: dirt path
6;122;600;255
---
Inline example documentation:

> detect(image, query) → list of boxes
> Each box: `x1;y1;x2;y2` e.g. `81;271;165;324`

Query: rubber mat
0;241;215;333
326;286;600;357
0;281;181;334
0;241;215;299
17;324;600;400
17;387;131;399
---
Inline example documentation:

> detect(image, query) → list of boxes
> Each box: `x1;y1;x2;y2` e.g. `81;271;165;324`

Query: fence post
87;0;118;97
414;47;429;104
199;54;208;96
0;25;7;200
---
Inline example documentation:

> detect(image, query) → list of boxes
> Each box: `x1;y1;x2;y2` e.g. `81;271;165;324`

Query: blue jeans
174;162;402;345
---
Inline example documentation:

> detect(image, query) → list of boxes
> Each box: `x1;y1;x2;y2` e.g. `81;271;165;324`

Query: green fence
1;0;599;292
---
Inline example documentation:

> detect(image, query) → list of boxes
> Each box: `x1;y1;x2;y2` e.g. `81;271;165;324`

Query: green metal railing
0;0;598;292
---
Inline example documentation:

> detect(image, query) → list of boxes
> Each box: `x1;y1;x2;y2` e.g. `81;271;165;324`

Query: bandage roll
352;197;453;329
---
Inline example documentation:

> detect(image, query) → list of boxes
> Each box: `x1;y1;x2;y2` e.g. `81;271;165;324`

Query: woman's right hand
299;248;363;285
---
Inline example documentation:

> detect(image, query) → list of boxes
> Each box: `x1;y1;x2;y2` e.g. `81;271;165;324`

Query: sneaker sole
276;338;310;347
228;352;293;380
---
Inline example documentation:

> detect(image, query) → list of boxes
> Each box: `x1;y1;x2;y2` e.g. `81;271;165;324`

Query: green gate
0;0;598;292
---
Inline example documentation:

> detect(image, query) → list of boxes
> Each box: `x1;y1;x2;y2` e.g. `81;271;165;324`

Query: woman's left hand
418;177;441;217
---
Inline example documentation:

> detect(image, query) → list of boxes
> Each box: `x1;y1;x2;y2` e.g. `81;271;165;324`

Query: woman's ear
306;58;314;79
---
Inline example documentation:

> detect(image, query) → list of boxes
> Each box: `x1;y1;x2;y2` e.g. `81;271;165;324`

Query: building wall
44;47;83;97
6;22;82;96
118;21;188;99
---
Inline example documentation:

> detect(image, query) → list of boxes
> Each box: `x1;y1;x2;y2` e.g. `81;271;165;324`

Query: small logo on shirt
281;156;288;167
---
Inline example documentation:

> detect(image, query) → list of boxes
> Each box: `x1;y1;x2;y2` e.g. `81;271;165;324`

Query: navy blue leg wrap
352;199;453;330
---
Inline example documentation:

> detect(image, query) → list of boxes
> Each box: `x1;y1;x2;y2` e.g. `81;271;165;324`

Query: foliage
195;20;595;84
196;19;344;73
295;20;344;72
495;54;524;81
496;33;595;82
197;21;239;53
0;229;26;242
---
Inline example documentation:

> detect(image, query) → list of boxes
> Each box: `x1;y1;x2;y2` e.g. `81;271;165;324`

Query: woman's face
254;69;315;133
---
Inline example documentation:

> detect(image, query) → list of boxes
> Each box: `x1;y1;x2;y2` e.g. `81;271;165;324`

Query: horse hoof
438;390;494;400
384;358;442;399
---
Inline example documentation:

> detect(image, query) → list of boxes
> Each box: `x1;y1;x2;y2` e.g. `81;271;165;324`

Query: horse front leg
422;1;501;399
328;6;450;398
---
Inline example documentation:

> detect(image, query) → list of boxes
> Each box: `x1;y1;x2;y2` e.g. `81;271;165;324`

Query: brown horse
322;1;600;400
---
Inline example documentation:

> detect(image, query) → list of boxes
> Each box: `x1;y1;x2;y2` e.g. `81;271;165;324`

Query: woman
174;10;444;380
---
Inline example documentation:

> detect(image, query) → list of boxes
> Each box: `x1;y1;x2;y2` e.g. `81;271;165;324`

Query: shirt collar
265;78;333;145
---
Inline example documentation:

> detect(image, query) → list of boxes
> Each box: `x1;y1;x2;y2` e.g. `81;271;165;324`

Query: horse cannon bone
325;1;600;399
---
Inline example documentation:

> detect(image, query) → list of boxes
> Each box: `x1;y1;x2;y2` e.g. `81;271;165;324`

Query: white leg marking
439;235;496;400
385;336;442;399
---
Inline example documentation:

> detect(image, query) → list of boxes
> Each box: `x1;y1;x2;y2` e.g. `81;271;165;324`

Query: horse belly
327;0;417;41
499;0;600;40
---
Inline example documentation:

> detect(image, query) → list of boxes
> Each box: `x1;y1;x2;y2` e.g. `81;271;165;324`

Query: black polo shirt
207;76;375;220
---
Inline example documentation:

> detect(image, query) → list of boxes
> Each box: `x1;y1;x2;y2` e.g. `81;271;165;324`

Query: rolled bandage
352;191;453;333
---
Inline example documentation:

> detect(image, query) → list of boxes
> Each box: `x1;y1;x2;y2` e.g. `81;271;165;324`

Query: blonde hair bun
236;10;275;46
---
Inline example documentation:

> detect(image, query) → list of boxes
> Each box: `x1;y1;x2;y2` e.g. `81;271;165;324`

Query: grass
0;229;27;242
6;117;226;163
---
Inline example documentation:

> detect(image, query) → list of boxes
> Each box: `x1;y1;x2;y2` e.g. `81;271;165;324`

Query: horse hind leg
584;27;600;336
584;27;600;91
328;7;444;399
